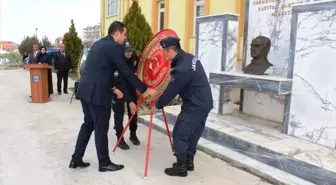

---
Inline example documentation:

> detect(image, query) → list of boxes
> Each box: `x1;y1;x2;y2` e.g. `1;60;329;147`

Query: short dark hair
108;21;126;35
165;43;181;52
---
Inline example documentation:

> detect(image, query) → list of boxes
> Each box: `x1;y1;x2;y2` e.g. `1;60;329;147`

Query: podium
23;63;53;103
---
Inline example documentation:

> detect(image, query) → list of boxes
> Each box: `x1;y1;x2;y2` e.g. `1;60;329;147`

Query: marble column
286;1;336;148
196;14;239;114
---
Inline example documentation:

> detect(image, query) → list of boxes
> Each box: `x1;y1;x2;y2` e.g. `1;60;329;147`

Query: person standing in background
22;52;29;69
54;44;70;95
36;46;54;97
22;52;28;63
28;44;39;98
29;44;39;64
112;41;140;150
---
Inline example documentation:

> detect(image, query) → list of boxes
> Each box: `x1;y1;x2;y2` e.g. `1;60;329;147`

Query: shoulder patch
113;70;119;77
191;57;198;71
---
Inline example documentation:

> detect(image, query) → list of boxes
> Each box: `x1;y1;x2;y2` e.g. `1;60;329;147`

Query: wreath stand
112;100;173;179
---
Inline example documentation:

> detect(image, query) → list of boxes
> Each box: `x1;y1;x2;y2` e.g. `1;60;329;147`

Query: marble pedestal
209;72;292;95
209;71;292;130
195;14;239;114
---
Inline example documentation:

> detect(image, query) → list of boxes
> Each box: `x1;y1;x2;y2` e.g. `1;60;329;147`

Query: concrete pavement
0;69;271;185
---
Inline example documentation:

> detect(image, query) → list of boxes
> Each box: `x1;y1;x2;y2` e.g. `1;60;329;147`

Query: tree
18;36;41;55
63;19;84;71
41;35;52;47
122;0;153;55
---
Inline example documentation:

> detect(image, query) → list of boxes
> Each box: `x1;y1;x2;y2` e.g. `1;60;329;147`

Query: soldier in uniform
69;21;156;172
155;37;213;177
112;41;140;150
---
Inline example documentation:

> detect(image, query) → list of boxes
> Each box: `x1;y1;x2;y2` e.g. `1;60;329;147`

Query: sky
0;0;100;44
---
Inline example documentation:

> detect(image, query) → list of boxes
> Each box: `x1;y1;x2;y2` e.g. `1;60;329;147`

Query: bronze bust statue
244;36;273;75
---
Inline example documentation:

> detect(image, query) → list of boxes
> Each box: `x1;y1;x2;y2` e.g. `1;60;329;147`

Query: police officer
112;41;140;150
69;21;156;172
155;37;213;177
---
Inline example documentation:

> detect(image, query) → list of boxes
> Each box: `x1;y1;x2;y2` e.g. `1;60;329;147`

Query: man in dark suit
28;44;39;98
54;43;71;95
69;21;156;172
29;44;39;64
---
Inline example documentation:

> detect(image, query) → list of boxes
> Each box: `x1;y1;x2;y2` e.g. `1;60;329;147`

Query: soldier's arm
106;45;147;94
155;70;191;109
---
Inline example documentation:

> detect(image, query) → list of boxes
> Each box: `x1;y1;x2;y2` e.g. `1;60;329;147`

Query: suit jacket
54;51;70;71
29;51;39;64
76;35;148;106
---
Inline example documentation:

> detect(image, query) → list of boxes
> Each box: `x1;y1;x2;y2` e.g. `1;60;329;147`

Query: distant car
46;48;59;54
46;48;59;66
0;58;11;65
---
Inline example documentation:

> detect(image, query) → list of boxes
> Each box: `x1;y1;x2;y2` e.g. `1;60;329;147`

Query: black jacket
76;35;147;106
114;53;139;103
155;50;213;112
36;53;52;65
54;51;71;71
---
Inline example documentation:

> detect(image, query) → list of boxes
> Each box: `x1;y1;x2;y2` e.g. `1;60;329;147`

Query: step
138;105;336;185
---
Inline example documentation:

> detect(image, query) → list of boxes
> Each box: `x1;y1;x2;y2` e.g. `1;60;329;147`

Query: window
194;0;205;34
107;0;118;16
158;1;165;31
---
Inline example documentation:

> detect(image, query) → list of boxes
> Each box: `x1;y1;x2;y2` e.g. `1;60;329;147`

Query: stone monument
244;36;273;75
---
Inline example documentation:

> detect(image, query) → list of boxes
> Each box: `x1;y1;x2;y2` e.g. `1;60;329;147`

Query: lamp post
0;0;3;51
35;28;38;38
0;0;2;42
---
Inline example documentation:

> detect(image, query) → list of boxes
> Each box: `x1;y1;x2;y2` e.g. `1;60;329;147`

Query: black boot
69;158;90;169
130;133;140;145
165;156;188;177
172;155;194;171
117;136;130;150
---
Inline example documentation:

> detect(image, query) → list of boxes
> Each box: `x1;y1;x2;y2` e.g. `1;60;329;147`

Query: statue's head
250;36;271;59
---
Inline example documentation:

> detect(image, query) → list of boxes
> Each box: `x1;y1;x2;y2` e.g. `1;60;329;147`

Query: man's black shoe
172;155;194;171
165;157;188;177
118;137;130;150
130;134;140;145
64;91;69;94
58;92;61;95
99;162;124;172
69;159;90;169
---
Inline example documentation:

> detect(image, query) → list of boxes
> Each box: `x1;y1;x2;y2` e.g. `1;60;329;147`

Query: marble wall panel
243;0;325;123
222;20;239;110
288;4;336;148
225;21;238;72
197;21;223;114
196;14;239;114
